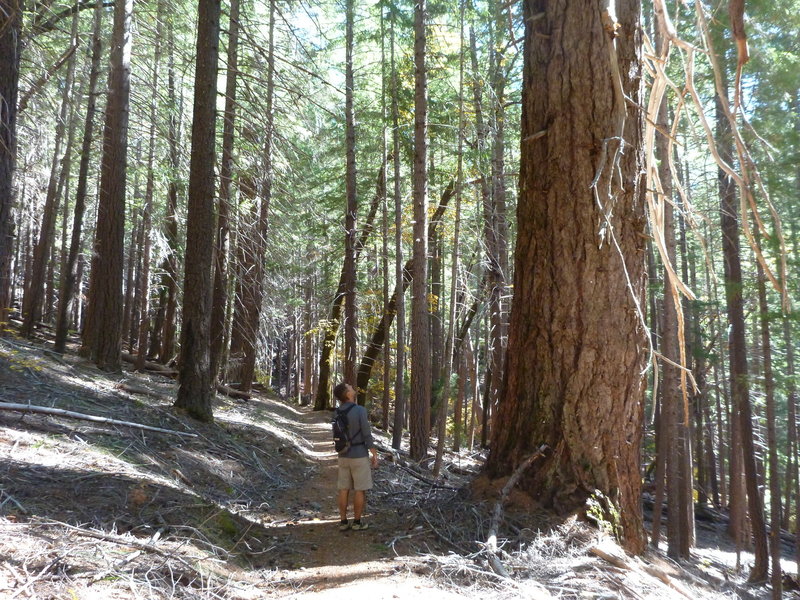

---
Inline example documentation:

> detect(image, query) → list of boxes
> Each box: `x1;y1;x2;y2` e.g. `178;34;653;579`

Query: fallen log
121;351;178;377
0;401;197;437
217;383;250;400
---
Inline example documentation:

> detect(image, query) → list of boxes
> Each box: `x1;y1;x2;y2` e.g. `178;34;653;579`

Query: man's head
333;382;355;403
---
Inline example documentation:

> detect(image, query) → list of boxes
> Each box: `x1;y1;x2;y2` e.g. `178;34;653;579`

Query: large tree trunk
55;0;103;353
210;0;240;381
0;0;23;317
82;0;133;371
174;0;221;422
486;0;647;554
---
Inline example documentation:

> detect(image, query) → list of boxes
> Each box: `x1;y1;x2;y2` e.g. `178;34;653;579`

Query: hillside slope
0;335;781;599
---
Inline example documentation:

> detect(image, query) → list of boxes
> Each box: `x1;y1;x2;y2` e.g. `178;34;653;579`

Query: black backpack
332;404;363;455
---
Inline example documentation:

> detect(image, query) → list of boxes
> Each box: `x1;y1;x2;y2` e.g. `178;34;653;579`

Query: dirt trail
257;399;465;599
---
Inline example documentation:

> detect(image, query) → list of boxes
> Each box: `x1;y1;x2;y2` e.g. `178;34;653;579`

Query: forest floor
0;332;796;599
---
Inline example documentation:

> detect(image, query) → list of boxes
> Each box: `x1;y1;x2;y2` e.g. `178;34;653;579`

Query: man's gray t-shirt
336;402;374;459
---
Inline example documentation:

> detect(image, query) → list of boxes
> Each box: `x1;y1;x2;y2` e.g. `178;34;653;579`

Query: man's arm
360;408;379;466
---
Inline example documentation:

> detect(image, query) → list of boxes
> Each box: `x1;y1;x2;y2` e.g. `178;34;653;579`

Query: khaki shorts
337;456;373;491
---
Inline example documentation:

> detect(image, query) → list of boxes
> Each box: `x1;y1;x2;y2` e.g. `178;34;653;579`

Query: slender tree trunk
47;47;82;327
55;0;103;352
676;156;703;512
651;398;667;547
487;0;647;554
210;0;240;382
784;313;798;530
356;182;453;406
159;31;181;364
0;0;23;317
303;275;313;402
480;313;490;448
229;0;274;393
487;0;510;412
22;11;79;336
434;0;466;474
792;307;800;577
82;0;133;371
655;24;693;559
465;332;477;448
313;165;384;409
716;77;769;581
705;220;729;510
429;231;443;415
380;9;390;431
175;0;221;421
127;196;145;350
20;221;30;312
74;253;86;327
454;345;466;452
135;0;166;371
433;185;462;476
409;0;430;459
390;7;406;450
343;0;358;385
468;24;501;439
755;231;782;597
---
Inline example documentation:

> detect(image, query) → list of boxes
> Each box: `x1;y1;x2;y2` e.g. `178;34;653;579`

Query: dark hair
333;383;350;402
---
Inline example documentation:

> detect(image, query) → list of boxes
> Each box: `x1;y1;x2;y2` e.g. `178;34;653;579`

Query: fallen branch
0;401;197;437
0;489;27;514
9;557;59;600
486;444;550;552
31;518;202;571
483;444;549;582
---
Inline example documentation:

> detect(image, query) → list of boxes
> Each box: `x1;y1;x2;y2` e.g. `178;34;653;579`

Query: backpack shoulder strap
338;403;356;416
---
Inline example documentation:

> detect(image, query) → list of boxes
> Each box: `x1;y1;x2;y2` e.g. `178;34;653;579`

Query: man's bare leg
353;490;366;521
338;489;350;521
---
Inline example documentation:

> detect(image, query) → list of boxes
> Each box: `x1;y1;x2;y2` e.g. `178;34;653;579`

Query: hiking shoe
351;521;369;531
338;520;350;531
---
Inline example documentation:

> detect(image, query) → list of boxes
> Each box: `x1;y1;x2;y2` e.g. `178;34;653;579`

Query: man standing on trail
333;382;378;531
